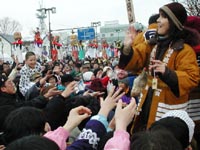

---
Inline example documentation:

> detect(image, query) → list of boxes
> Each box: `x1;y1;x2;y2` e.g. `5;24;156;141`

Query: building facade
99;20;128;44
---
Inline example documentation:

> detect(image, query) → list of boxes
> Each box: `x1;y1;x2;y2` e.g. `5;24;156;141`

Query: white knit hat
82;71;94;82
103;66;112;73
162;110;195;142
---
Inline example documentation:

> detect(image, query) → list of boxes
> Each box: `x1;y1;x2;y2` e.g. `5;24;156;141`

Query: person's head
102;66;113;78
0;105;15;132
118;77;130;92
130;128;183;150
82;71;95;82
5;135;59;150
87;78;106;93
93;68;103;78
93;63;99;70
148;13;159;25
66;95;100;131
157;2;187;36
150;110;195;149
0;75;16;94
3;63;10;74
25;52;37;69
150;117;189;149
2;107;49;145
61;74;74;86
53;64;61;75
47;75;58;86
185;16;200;34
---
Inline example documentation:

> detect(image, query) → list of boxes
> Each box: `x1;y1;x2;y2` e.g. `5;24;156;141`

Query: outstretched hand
44;87;61;99
61;81;77;98
115;98;137;131
124;26;138;47
63;106;92;132
83;90;105;97
0;145;5;150
98;86;125;117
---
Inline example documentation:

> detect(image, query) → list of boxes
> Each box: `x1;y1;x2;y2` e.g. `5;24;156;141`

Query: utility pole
36;0;47;35
37;7;56;58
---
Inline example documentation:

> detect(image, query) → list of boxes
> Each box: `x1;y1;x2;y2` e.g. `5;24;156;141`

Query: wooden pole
125;0;136;24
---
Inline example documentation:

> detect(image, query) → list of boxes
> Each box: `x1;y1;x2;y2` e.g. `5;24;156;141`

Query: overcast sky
0;0;170;37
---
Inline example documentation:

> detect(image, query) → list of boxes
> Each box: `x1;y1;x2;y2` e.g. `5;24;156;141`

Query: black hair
150;117;189;149
1;107;46;145
25;52;35;60
130;128;183;150
5;135;59;150
65;95;100;131
148;14;159;25
0;105;15;133
93;68;103;78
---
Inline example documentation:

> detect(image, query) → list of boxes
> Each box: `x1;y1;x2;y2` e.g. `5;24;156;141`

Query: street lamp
91;21;101;40
37;7;56;58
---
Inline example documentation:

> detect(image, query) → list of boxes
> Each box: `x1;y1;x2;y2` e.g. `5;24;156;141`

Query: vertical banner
125;0;136;24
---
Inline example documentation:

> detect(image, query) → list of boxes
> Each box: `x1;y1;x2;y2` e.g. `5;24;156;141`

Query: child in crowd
19;52;41;96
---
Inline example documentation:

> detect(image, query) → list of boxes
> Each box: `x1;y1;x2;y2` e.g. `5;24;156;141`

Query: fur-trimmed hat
160;2;187;30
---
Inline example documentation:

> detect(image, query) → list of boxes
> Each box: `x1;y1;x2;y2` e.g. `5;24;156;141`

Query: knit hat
118;77;129;86
160;2;187;30
162;110;195;142
132;22;146;32
82;71;94;82
0;75;8;87
103;66;112;73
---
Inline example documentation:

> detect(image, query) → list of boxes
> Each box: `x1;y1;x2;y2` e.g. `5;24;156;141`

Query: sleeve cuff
91;114;108;129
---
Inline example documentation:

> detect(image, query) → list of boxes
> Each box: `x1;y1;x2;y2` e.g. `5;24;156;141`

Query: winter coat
119;39;199;131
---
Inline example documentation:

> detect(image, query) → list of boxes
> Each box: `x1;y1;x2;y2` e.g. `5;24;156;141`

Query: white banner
125;0;136;24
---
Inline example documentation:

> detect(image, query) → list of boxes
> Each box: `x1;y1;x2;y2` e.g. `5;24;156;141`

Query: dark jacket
0;92;48;131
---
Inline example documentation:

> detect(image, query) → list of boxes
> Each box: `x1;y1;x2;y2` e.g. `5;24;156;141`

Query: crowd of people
0;2;200;150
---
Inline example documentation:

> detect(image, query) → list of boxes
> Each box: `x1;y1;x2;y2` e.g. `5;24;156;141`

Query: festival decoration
12;32;23;63
34;28;43;60
51;35;62;61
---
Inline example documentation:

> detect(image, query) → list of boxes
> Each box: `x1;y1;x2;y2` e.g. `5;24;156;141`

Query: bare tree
172;0;200;16
0;17;22;35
